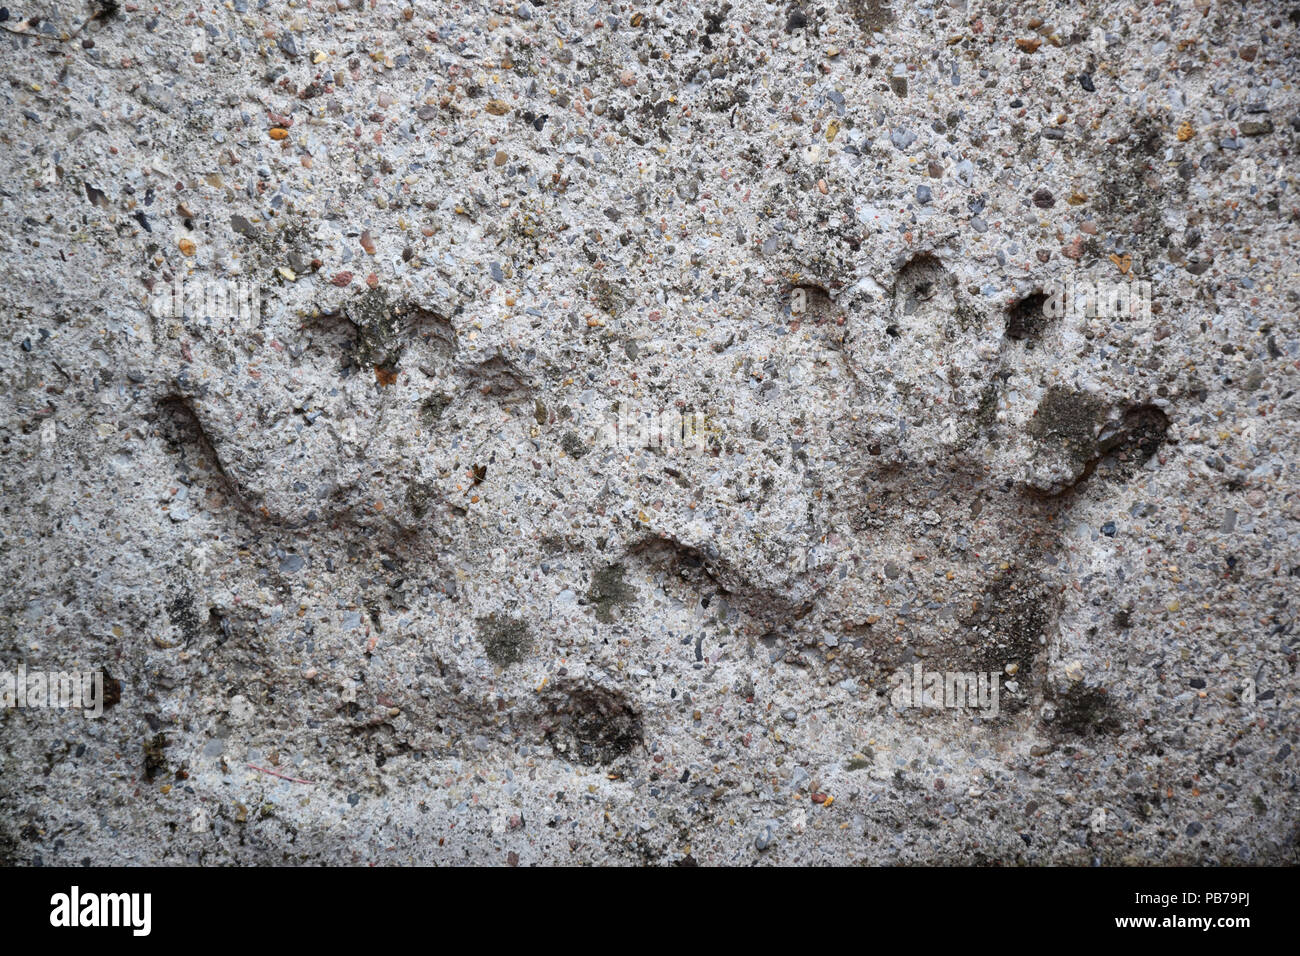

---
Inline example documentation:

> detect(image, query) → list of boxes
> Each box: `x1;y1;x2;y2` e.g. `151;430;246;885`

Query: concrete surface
0;0;1297;864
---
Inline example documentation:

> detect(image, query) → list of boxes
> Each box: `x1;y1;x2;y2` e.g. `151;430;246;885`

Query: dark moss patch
539;534;567;555
344;286;403;370
1029;386;1108;468
586;564;635;623
953;296;981;334
539;680;643;765
405;480;437;520
1033;396;1170;493
1049;683;1124;736
976;382;1000;426
166;588;202;648
591;278;623;317
1030;387;1106;446
1094;405;1170;482
143;733;169;782
0;820;16;866
101;669;122;710
561;430;588;459
1095;112;1179;259
847;0;894;34
962;565;1055;714
419;393;452;425
476;613;532;667
1006;292;1051;343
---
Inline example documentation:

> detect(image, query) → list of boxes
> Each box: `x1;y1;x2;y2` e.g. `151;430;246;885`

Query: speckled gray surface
1;0;1297;865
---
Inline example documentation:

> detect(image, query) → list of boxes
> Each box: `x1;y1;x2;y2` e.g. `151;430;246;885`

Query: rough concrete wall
0;0;1296;864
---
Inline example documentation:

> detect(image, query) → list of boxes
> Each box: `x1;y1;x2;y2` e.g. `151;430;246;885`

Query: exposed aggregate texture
0;0;1298;864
